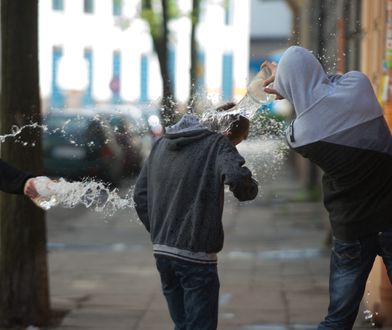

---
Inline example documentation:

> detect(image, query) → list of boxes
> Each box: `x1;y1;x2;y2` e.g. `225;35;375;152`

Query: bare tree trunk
0;0;50;326
188;0;201;109
157;0;175;125
142;0;176;126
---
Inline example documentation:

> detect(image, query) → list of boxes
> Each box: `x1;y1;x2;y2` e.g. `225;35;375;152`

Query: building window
140;55;149;103
84;0;94;14
52;0;64;11
110;51;122;104
113;0;122;16
222;53;233;100
51;46;64;108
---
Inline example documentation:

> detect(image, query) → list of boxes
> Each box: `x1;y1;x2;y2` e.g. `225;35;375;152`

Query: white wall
39;0;251;107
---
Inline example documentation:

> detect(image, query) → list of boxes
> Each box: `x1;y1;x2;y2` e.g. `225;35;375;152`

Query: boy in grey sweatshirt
133;111;258;330
264;46;392;330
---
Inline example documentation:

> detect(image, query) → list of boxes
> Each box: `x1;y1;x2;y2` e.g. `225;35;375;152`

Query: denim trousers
155;255;220;330
318;229;392;330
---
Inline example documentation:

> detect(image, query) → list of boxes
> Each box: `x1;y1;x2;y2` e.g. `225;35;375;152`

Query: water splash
201;94;273;133
238;138;289;194
363;288;377;327
33;176;133;216
363;309;376;327
0;123;47;145
1;96;290;212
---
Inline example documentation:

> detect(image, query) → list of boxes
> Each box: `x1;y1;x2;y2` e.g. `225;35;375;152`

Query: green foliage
140;0;179;39
190;0;201;25
141;8;161;39
113;0;122;7
167;0;179;18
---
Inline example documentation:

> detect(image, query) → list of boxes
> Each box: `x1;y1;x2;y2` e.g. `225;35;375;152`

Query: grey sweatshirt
274;46;392;240
133;115;258;264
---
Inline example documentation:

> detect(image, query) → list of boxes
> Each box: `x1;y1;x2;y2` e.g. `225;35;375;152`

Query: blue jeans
318;229;392;330
155;255;220;330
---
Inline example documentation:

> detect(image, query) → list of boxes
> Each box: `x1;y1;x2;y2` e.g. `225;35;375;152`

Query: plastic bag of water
247;66;275;105
32;176;59;210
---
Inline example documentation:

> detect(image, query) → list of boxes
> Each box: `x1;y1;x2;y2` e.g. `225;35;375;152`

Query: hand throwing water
23;178;39;199
261;61;284;100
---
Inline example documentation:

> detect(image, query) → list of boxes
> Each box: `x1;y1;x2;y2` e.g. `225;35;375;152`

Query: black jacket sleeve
0;159;32;195
133;162;150;232
217;139;258;201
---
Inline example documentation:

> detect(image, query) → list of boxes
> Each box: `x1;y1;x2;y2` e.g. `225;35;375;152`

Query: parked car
95;103;163;162
137;103;164;142
96;109;144;177
42;110;124;185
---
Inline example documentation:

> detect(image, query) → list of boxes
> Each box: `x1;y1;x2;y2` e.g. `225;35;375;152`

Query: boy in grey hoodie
264;46;392;330
133;110;258;330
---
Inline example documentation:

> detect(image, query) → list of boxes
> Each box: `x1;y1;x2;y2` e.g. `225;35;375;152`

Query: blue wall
51;47;64;109
140;55;149;103
111;51;122;104
222;53;233;100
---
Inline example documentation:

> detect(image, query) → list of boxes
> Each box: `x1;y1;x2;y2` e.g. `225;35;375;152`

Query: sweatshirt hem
153;244;218;265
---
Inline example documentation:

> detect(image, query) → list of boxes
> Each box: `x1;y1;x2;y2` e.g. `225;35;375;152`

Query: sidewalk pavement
44;161;380;330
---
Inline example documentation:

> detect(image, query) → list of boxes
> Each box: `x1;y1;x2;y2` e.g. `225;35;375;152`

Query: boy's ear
225;131;233;139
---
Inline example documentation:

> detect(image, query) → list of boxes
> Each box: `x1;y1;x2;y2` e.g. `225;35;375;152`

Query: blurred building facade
39;0;251;111
249;0;292;76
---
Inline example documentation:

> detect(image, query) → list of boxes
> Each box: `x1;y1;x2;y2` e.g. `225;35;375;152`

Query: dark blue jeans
155;255;220;330
318;229;392;330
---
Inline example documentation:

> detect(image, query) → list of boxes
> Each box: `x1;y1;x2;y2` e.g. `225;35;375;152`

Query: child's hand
261;61;284;100
24;178;39;199
261;61;277;86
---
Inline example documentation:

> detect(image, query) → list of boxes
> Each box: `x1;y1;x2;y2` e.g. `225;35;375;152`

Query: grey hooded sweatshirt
274;46;392;240
133;114;258;264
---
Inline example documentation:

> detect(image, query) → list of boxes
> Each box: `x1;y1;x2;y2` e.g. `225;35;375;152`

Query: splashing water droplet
363;309;374;320
11;125;20;134
33;176;133;216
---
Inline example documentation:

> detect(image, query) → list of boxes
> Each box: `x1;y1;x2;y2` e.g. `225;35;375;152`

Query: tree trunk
188;0;201;109
142;0;176;126
157;0;175;125
0;0;50;326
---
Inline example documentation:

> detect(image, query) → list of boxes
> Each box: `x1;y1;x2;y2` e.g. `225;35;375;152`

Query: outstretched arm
0;159;34;195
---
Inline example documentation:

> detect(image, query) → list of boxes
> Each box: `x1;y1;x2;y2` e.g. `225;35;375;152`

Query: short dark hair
227;115;249;140
215;102;249;140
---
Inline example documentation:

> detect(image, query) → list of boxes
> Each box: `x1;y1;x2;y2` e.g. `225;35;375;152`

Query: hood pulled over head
164;114;212;150
274;46;384;147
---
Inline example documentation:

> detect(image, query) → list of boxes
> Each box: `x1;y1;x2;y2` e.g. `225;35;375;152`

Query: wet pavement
43;142;381;330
